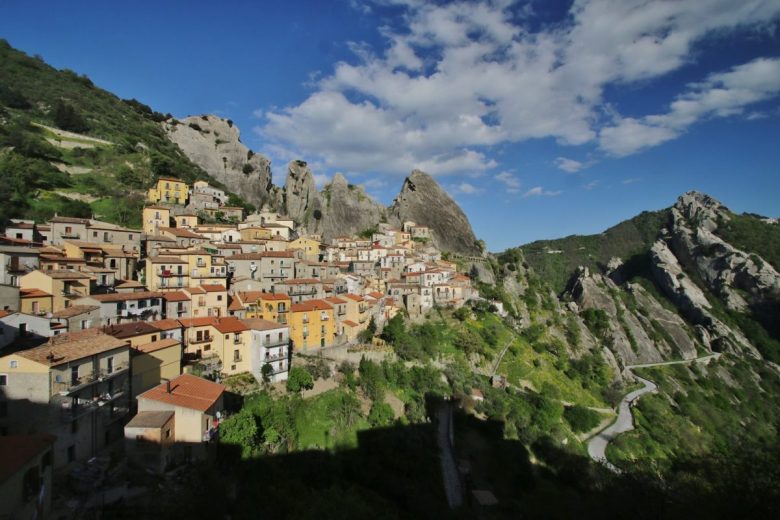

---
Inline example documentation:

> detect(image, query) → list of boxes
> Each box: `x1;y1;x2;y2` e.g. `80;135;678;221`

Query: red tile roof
134;338;181;354
200;284;226;292
291;300;333;312
149;319;182;331
138;374;224;412
87;291;162;303
241;318;287;331
343;294;365;302
163;291;190;302
20;288;51;298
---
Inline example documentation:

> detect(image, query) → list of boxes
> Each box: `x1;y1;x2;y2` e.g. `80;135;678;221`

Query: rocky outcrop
283;160;318;225
389;170;482;256
163;115;276;208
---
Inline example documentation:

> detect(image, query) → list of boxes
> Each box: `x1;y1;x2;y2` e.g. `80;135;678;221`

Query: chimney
166;380;171;393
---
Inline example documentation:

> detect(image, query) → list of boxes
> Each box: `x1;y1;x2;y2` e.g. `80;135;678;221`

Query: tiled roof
0;310;10;319
342;320;359;327
116;280;145;288
230;251;294;260
185;287;206;295
291;300;332;312
20;288;51;298
87;291;162;303
16;329;127;366
323;297;347;304
103;321;160;339
343;294;365;302
162;291;190;302
134;338;181;354
36;269;92;280
159;227;205;239
258;293;290;301
0;434;57;484
278;278;320;285
138;374;224;412
125;411;174;429
227;297;244;311
200;284;226;292
212;317;248;333
149;319;182;331
241;318;287;331
50;305;98;318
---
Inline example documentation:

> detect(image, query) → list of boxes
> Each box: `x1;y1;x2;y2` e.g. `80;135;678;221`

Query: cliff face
389;170;481;256
163;115;276;208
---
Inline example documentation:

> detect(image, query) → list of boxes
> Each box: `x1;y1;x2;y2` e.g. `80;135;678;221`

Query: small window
8;360;16;369
0;374;6;385
165;429;171;439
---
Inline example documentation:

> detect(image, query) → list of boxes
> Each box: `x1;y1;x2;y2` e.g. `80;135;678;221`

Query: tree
329;391;362;430
358;357;385;402
358;316;377;343
286;366;314;393
53;100;89;133
563;405;602;433
219;409;258;459
261;363;273;384
368;401;394;427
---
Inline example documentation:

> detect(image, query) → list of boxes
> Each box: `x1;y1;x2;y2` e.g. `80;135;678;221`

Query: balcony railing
190;336;213;345
61;232;80;239
159;269;172;277
263;352;287;363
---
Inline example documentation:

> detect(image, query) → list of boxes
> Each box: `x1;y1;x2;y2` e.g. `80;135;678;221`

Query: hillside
0;39;251;227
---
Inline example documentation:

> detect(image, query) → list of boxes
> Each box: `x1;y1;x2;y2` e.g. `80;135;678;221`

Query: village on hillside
0;176;478;513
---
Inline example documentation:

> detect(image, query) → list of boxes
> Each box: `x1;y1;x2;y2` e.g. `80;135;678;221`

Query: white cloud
252;109;264;119
523;186;561;198
313;173;330;189
600;57;780;155
261;0;780;175
494;171;521;193
583;180;600;190
452;182;484;195
622;177;641;184
554;157;586;173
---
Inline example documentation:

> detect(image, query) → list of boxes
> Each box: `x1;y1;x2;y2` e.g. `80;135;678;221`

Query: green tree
219;408;258;459
358;316;377;343
563;405;602;433
261;363;273;384
368;401;394;427
329;391;362;431
286;366;314;393
53;100;89;133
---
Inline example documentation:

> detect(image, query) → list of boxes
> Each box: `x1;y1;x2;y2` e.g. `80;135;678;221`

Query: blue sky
2;0;780;251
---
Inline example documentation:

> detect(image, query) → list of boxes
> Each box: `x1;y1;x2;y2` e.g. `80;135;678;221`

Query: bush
286;366;314;393
563;404;602;433
242;163;254;174
368;401;394;427
53;100;89;133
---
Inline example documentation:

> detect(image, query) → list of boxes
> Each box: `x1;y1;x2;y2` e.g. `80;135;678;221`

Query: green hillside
0;39;246;228
516;210;669;292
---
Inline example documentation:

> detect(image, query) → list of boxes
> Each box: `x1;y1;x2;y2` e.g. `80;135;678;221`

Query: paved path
488;339;515;377
436;402;464;508
587;353;720;471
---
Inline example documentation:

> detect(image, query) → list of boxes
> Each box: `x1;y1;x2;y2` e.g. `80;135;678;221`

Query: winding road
587;354;720;471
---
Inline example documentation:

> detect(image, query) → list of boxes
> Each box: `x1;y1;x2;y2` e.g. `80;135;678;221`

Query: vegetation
286;366;314;393
563;404;602;433
716;211;780;271
0;39;252;226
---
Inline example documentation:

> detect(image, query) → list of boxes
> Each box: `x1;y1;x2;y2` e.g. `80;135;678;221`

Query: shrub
368;402;394;427
563;404;602;433
286;366;314;393
53;100;89;133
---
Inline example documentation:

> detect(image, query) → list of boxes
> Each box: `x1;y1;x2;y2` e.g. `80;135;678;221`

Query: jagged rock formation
283;160;318;224
163;115;277;208
389;170;482;256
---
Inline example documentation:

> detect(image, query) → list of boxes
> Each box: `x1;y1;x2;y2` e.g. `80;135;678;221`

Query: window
278;332;284;342
81;320;88;330
93;231;98;238
165;428;171;439
233;350;240;362
107;357;114;374
65;226;72;234
129;233;133;240
70;366;78;385
67;445;75;463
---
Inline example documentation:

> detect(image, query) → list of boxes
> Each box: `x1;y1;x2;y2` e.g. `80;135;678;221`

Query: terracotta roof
241;318;287;331
163;291;190;302
134;338;181;354
103;321;160;339
200;284;226;292
144;205;171;211
0;434;57;484
116;280;145;288
185;287;206;295
87;291;162;303
149;319;182;331
138;374;224;412
178;317;217;328
367;292;384;299
212;317;248;333
20;288;51;298
258;293;290;301
323;297;347;304
50;305;98;318
343;294;365;302
159;227;204;239
16;329;127;366
0;310;10;319
49;216;90;224
125;411;174;429
227;297;244;311
291;300;333;312
342;320;359;327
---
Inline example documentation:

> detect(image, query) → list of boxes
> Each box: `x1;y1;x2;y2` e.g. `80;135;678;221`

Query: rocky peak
163;115;275;208
390;169;481;256
674;191;729;231
283;160;318;225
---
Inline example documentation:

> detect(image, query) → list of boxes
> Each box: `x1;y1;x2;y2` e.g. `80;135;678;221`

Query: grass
294;389;370;450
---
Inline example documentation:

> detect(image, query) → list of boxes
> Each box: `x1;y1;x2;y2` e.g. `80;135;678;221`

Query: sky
2;0;780;251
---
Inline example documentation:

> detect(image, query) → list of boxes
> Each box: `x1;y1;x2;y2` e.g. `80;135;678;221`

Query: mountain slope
0;39;251;226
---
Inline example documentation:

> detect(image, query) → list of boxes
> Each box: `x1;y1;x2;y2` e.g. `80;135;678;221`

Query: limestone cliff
389;170;482;256
163;115;277;208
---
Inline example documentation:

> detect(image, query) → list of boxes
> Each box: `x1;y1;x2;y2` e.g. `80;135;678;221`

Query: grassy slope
0;39;247;227
516;210;669;293
716;211;780;271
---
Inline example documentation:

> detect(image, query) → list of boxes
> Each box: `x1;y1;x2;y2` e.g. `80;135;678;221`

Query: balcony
263;351;287;363
190;335;213;345
61;232;80;239
233;337;242;345
98;362;129;380
54;373;98;395
159;269;172;277
196;260;207;268
288;288;317;297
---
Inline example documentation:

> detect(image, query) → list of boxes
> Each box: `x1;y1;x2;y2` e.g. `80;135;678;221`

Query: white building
243;319;290;383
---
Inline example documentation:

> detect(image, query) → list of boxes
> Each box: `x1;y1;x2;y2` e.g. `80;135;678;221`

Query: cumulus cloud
600;57;780;155
451;182;484;195
523;186;561;198
494;171;521;193
554;157;586;173
261;0;780;175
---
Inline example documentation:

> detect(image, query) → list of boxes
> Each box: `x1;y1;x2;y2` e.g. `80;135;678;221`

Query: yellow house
181;250;228;288
179;317;250;376
175;212;199;229
199;284;228;317
239;226;273;241
241;292;291;324
289;299;337;351
143;206;171;236
20;269;91;312
343;294;369;329
19;288;53;316
289;236;322;262
145;256;189;292
130;338;183;401
148;178;189;206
